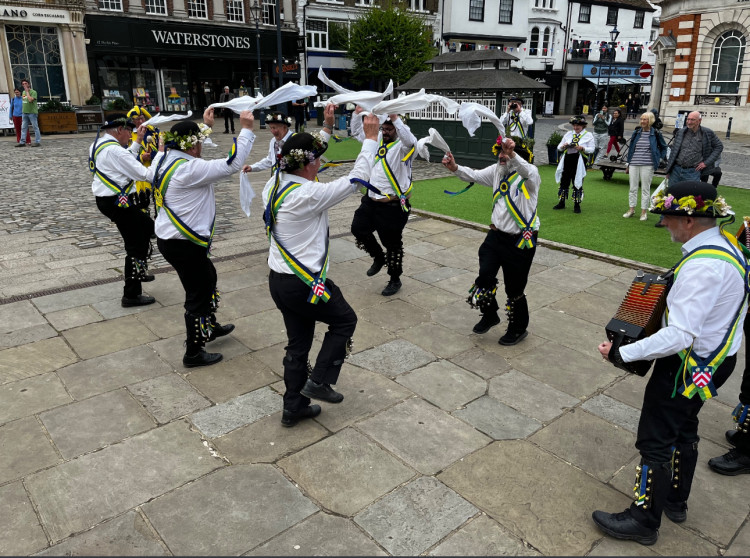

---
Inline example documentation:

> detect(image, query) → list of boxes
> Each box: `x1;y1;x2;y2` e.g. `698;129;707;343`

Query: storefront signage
150;30;252;49
0;93;12;130
0;5;71;24
583;64;643;79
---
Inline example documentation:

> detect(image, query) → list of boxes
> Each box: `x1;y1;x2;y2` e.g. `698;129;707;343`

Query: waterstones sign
150;29;253;49
0;5;71;24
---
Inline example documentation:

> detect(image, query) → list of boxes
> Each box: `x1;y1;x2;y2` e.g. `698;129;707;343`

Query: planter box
547;145;561;165
39;112;77;134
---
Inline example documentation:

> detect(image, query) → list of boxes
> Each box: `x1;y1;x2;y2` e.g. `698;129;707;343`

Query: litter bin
337;114;347;132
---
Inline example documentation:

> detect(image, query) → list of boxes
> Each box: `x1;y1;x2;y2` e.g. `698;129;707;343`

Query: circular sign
639;63;653;78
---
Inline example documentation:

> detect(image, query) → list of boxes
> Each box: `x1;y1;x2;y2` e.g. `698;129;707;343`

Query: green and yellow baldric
89;138;134;207
493;172;537;249
374;139;415;212
668;243;750;401
570;131;590;164
264;180;331;304
509;113;526;138
153;157;214;251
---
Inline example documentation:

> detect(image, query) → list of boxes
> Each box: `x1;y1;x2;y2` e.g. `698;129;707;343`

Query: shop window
226;0;244;22
606;7;618;26
145;0;167;15
627;43;642;63
570;39;591;61
408;0;425;10
98;0;122;11
469;0;484;21
499;0;512;24
634;10;644;29
529;26;539;56
187;0;208;18
535;0;553;7
6;25;67;102
710;30;746;94
578;4;590;23
262;0;277;25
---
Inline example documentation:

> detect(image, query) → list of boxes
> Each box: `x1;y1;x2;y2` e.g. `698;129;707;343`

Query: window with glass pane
570;39;591;60
578;4;590;23
627;43;642;62
634;10;644;29
606;7;618;26
187;0;207;18
306;18;327;50
7;25;67;102
469;0;484;21
408;0;424;10
542;27;550;55
98;0;122;11
529;26;539;56
145;0;167;15
710;30;746;94
226;0;244;22
599;41;614;62
499;0;512;23
263;0;276;25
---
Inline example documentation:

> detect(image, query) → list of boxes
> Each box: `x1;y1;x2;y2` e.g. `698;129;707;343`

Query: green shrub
85;95;102;105
546;130;563;146
39;100;73;112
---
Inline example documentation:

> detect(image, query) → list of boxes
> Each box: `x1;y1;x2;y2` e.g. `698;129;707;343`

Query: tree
346;1;436;88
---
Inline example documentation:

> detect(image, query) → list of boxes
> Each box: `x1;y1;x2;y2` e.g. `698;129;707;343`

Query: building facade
651;0;750;134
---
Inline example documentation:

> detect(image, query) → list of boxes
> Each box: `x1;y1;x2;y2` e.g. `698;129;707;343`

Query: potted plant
546;130;563;165
103;97;131;120
38;100;77;134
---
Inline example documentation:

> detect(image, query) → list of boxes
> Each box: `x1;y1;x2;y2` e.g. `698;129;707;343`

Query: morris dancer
595;181;747;545
442;136;541;345
553;115;595;213
242;112;296;175
90;114;162;307
127;105;158;210
499;96;533;139
154;108;255;367
263;105;380;427
350;106;417;296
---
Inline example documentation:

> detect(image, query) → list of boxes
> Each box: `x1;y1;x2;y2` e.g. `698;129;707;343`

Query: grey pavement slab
246;512;387;556
91;297;163;320
488;370;580;423
399;322;475;359
587;537;660;556
438;440;631;556
0;323;58;349
31;284;125;314
43;305;104;332
411;266;470;285
0;337;78;385
401;285;464;311
549;291;620;328
429;299;480;333
215;285;278;321
1;481;47;556
727;520;750;556
330;237;368;263
34;511;168;556
449;347;511;379
428;515;540;556
229;309;289;350
528;306;606;357
603;372;647;410
453;395;542;440
0;373;73;424
149;332;250;370
396;360;486;411
133;303;187;339
347;339;436;377
127;374;211;424
184;352;279;404
190;386;282;438
354;476;477;556
358;300;431;331
0;300;46;332
430;271;478;296
0;416;60;484
62;315;159;360
26;421;224;542
357;398;491;475
346;317;396;353
279;428;416;516
581;394;641;433
142;464;318;556
531;246;579;267
40;389;155;459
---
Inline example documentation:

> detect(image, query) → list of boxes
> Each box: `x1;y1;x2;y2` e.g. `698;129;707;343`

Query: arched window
530;26;539;56
542;27;551;55
710;30;745;94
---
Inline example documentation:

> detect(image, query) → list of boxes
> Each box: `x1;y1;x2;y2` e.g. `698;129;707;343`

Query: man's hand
363;114;380;141
501;138;516;158
135;124;146;143
441;151;458;172
576;145;584;152
696;161;707;171
203;107;215;127
389;114;398;122
354;105;364;114
242;165;252;173
324;103;336;128
239;110;254;130
598;342;612;360
141;152;152;163
158;132;165;153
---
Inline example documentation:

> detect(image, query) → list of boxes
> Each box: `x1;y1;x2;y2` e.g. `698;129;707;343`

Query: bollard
727;116;733;139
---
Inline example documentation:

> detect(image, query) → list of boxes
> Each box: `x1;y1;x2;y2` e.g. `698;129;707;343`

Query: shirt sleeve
393;117;417;149
249;139;274;171
520;110;533;128
506;155;541;194
350;111;365;142
172;129;256;188
113;146;160;183
454;164;498;188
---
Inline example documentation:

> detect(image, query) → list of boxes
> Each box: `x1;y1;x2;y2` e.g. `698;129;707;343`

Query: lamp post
250;1;265;128
603;26;620;108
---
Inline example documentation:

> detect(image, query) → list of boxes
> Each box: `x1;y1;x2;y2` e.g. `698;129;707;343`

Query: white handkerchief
142;111;193;128
416;128;452;162
210;82;317;114
314;67;393;111
370;89;459;116
458;102;505;137
239;171;255;218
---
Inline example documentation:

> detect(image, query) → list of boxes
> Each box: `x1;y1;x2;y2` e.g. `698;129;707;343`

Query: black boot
552;198;566;210
664;442;697;523
572;189;583;214
473;312;501;334
499;295;529;345
183;312;223;368
708;448;750;475
382;248;403;296
355;236;385;277
367;255;385;277
574;201;581;213
207;314;235;342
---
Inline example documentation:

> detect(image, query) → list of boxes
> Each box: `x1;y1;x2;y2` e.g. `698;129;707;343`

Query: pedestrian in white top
242;112;294;174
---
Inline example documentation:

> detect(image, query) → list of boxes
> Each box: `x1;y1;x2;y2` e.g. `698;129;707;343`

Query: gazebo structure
400;50;550;167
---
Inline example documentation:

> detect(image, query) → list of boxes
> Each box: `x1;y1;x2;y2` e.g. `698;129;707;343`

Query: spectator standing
623;112;667;221
605;109;624;159
219;86;235;134
9;88;30;145
16;79;41;147
292;98;307;132
592;106;611;162
665;111;723;183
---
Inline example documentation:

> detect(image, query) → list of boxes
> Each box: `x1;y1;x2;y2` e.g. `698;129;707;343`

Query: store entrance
188;59;259;112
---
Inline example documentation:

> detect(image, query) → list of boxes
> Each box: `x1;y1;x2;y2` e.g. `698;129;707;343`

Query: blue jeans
21;113;41;144
669;165;700;183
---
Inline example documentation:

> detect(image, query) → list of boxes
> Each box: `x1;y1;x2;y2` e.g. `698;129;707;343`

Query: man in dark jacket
219;86;235;134
665;111;723;183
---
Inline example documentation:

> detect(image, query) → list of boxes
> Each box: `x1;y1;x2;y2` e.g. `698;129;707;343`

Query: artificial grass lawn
411;165;750;269
324;136;363;161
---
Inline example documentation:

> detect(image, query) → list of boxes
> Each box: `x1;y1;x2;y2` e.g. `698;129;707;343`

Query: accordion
605;270;671;376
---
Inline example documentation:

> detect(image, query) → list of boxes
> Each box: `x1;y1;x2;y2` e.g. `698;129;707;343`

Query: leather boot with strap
183;311;223;368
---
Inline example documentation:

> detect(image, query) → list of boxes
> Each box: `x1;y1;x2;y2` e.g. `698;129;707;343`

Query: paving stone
190;386;282;438
26;421;224;542
347;339;436;377
279;428;416;516
347;317;396;353
0;300;46;332
342;282;400;312
247;511;386;556
329;237;367;263
396;360;486;410
0;337;77;385
403;241;444;257
403;254;448;275
438;440;631;555
411;266;470;285
401;285;463;311
136;273;186;307
128;374;211;424
584;277;637;301
564;257;631;278
132;303;186;339
698;399;737;448
0;323;58;349
511;341;619;399
550;291;620;328
149;333;249;370
429;300;479;333
312;364;414;432
420;231;475;248
185;352;279;404
32;283;125;314
358;300;431;331
727;520;750;556
0;373;73;424
488;370;580;423
57;345;172;400
526;307;606;357
40;389;155;459
531;246;579;267
453;395;542;440
358;398;490;474
587;537;660;556
407;219;460;234
229;309;289;350
0;481;48;556
0;416;60;484
523;279;572;311
90;297;163;319
354;476;477;556
34;511;168;556
603;373;647;410
399;322;475;359
44;305;103;331
62;315;159;360
581;394;641;433
430;271;478;296
420;245;478;272
142;464;318;556
213;286;278;321
531;409;638;482
532;265;608;295
429;515;540;556
449;347;511;380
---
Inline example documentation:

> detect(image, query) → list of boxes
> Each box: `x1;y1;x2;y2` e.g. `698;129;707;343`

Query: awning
627;77;652;85
585;77;651;86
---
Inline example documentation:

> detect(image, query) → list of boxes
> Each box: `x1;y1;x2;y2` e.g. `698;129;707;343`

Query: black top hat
266;112;292;126
101;113;134;130
170;121;200;136
570;115;587;126
650;180;731;218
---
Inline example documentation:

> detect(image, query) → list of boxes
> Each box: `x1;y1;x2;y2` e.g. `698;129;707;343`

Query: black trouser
475;229;536;299
559;153;583;201
294;110;305;132
96;195;154;298
157;238;216;315
269;270;357;412
351;195;410;279
224;110;234;132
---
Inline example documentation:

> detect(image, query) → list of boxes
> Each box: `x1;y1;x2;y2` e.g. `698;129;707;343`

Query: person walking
605;108;624;159
292;98;307;133
623;112;667;221
9;88;30;145
219;86;235;134
592;106;611;163
16;79;41;147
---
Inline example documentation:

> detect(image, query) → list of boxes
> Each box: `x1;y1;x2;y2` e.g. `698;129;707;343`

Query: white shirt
263;139;378;275
248;129;294;173
621;227;747;362
350;114;417;200
154;129;255;240
499;109;533;137
90;133;162;197
454;155;541;234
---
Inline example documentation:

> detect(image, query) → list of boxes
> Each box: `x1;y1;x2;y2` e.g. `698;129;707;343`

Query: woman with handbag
606;109;625;159
623;112;667;221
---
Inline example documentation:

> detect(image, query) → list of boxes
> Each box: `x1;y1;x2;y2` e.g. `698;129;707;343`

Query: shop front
574;63;652;113
85;16;299;113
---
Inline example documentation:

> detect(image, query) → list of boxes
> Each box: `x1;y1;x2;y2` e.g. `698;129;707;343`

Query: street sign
639;63;653;78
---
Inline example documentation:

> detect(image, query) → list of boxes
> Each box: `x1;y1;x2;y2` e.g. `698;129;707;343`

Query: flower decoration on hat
266;112;293;126
651;191;731;217
163;123;212;151
278;132;328;172
570;115;587;126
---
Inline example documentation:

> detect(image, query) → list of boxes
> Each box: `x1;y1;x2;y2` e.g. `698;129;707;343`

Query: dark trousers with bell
269;271;357;412
96;196;154;298
351;195;410;281
554;153;583;210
